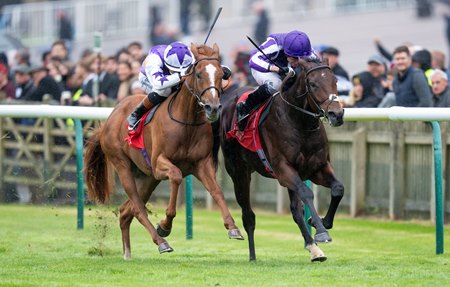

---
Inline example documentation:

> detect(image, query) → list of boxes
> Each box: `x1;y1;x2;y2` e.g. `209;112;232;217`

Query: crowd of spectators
320;38;450;108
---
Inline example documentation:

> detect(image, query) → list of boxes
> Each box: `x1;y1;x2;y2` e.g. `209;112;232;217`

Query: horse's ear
213;43;220;56
190;43;198;56
322;57;329;66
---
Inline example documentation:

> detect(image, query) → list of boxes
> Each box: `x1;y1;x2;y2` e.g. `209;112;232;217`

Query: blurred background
0;0;446;75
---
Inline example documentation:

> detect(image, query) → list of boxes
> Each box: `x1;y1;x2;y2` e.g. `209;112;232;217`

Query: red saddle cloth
124;110;151;149
226;91;269;152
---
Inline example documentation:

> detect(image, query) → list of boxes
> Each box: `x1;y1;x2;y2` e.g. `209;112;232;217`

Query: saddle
226;91;275;175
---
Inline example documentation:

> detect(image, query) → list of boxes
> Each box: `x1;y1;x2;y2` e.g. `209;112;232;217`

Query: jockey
236;30;316;130
127;41;195;131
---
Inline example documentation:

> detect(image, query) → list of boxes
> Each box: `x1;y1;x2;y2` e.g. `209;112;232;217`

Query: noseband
183;57;222;107
280;64;339;119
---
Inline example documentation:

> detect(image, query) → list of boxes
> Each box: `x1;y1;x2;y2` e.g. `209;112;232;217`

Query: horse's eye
196;72;201;79
309;82;318;90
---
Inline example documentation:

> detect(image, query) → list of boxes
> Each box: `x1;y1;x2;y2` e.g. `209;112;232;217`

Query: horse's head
285;58;344;127
184;43;223;122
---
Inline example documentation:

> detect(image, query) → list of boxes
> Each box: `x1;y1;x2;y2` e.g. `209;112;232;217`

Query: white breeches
251;69;282;94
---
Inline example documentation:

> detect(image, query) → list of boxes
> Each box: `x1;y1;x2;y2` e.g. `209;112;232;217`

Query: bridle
183;57;222;107
279;64;339;119
168;57;221;126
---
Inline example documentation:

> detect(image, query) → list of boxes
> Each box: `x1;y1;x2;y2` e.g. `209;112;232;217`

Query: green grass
0;205;449;287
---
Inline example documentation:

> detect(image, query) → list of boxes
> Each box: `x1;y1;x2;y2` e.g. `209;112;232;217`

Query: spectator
392;45;432;107
56;10;74;56
71;60;95;107
50;40;69;61
98;56;120;102
127;41;145;62
351;54;387;107
321;46;351;94
431;50;450;78
46;58;71;92
253;1;270;45
13;64;35;101
27;65;62;103
0;62;15;101
431;69;450;107
321;46;349;80
411;49;434;85
345;75;363;107
25;66;62;103
116;61;135;102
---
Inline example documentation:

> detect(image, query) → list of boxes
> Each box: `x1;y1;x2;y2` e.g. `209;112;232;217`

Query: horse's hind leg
311;162;344;230
120;177;160;260
113;158;172;254
229;170;256;260
195;157;244;240
288;189;326;262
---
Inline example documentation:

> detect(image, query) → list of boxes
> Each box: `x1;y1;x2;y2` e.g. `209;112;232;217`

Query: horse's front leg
195;157;244;240
288;188;326;262
277;166;332;243
311;162;344;230
153;155;184;238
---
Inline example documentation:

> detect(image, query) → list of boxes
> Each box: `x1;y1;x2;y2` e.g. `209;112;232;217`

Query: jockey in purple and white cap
236;30;317;130
127;41;195;131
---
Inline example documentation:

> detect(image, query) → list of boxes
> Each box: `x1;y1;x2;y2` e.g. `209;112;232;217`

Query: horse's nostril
218;104;222;111
204;104;212;113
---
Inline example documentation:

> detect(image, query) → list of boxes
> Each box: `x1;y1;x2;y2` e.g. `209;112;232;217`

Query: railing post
186;175;193;240
75;119;84;230
429;121;444;255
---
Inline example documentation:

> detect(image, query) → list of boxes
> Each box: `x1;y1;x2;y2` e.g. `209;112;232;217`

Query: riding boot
236;84;271;131
127;93;156;131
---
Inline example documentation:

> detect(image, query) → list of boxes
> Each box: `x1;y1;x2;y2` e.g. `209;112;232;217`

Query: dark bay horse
85;43;243;260
215;58;345;262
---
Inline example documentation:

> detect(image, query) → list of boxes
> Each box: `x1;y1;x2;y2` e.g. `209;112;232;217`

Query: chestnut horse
214;58;345;262
85;43;243;260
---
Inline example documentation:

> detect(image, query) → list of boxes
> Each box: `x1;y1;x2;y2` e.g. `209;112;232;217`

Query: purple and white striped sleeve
249;37;280;73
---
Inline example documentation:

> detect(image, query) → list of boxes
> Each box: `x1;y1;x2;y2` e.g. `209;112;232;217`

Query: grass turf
0;204;449;287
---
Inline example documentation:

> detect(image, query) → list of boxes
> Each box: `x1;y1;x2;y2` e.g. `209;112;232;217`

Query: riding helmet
283;30;313;58
163;42;195;73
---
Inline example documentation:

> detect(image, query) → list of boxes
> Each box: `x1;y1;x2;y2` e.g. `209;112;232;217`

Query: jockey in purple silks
236;30;317;130
127;41;232;132
127;42;195;132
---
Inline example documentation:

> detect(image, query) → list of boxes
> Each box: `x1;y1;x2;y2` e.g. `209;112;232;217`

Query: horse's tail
84;127;112;203
211;119;221;172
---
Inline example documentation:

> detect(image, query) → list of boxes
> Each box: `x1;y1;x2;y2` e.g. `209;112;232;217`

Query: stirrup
127;118;141;132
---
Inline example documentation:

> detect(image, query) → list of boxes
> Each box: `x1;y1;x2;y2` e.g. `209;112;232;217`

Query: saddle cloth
124;105;159;149
226;91;274;175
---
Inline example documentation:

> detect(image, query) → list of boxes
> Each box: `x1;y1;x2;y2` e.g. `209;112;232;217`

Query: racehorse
84;43;243;260
215;58;345;262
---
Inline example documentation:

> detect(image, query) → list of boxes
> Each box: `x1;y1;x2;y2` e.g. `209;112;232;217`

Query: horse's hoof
306;243;327;262
158;242;174;253
315;231;332;243
311;255;327;262
157;224;172;237
228;229;245;240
